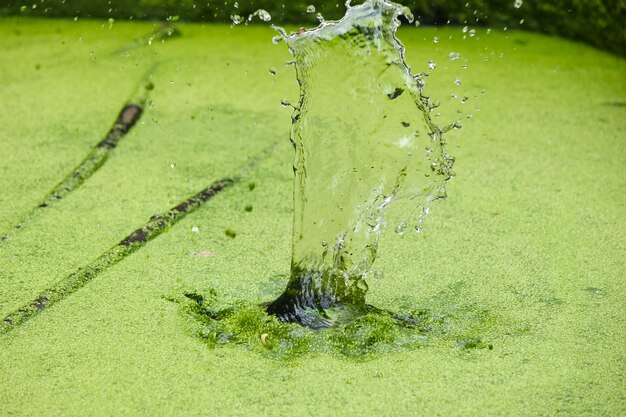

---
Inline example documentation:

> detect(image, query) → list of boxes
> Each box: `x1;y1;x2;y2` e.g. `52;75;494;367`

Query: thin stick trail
0;142;280;335
0;67;156;243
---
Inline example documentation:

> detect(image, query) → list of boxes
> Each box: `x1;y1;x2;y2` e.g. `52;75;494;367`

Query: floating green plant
169;290;451;360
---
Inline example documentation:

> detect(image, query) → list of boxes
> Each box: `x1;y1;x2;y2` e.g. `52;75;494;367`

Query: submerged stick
0;142;280;335
0;179;232;335
0;67;156;243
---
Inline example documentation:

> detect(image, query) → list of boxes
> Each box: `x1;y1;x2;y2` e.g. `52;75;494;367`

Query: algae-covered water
0;9;625;417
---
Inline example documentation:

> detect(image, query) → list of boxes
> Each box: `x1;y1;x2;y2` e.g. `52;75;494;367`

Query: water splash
170;290;449;360
267;0;455;328
231;8;271;25
248;9;271;23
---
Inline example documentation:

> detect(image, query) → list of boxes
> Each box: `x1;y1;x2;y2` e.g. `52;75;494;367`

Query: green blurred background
2;0;625;56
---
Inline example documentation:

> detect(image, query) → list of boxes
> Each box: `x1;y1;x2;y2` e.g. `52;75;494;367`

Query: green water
267;0;455;326
0;17;624;416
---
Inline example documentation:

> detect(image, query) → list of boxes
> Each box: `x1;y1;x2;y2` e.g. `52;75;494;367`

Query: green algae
0;179;233;334
0;19;292;319
0;17;624;417
169;289;452;360
0;69;155;243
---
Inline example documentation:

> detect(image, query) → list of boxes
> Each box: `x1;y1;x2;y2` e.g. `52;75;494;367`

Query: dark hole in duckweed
94;104;143;150
118;105;143;130
34;296;48;311
120;229;148;247
387;87;404;99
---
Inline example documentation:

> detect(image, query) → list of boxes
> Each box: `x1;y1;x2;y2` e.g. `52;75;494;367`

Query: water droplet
395;221;408;235
249;9;271;22
454;78;462;86
462;26;468;33
306;5;316;13
20;5;27;12
433;36;439;44
269;67;277;76
234;2;239;8
281;98;292;107
192;226;199;234
428;60;436;70
469;29;476;37
316;13;325;23
419;80;427;90
230;14;243;25
448;52;460;61
514;0;523;9
170;162;176;169
356;279;369;292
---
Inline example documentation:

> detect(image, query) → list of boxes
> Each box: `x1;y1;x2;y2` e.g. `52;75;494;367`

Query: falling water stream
266;0;455;328
176;1;463;356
